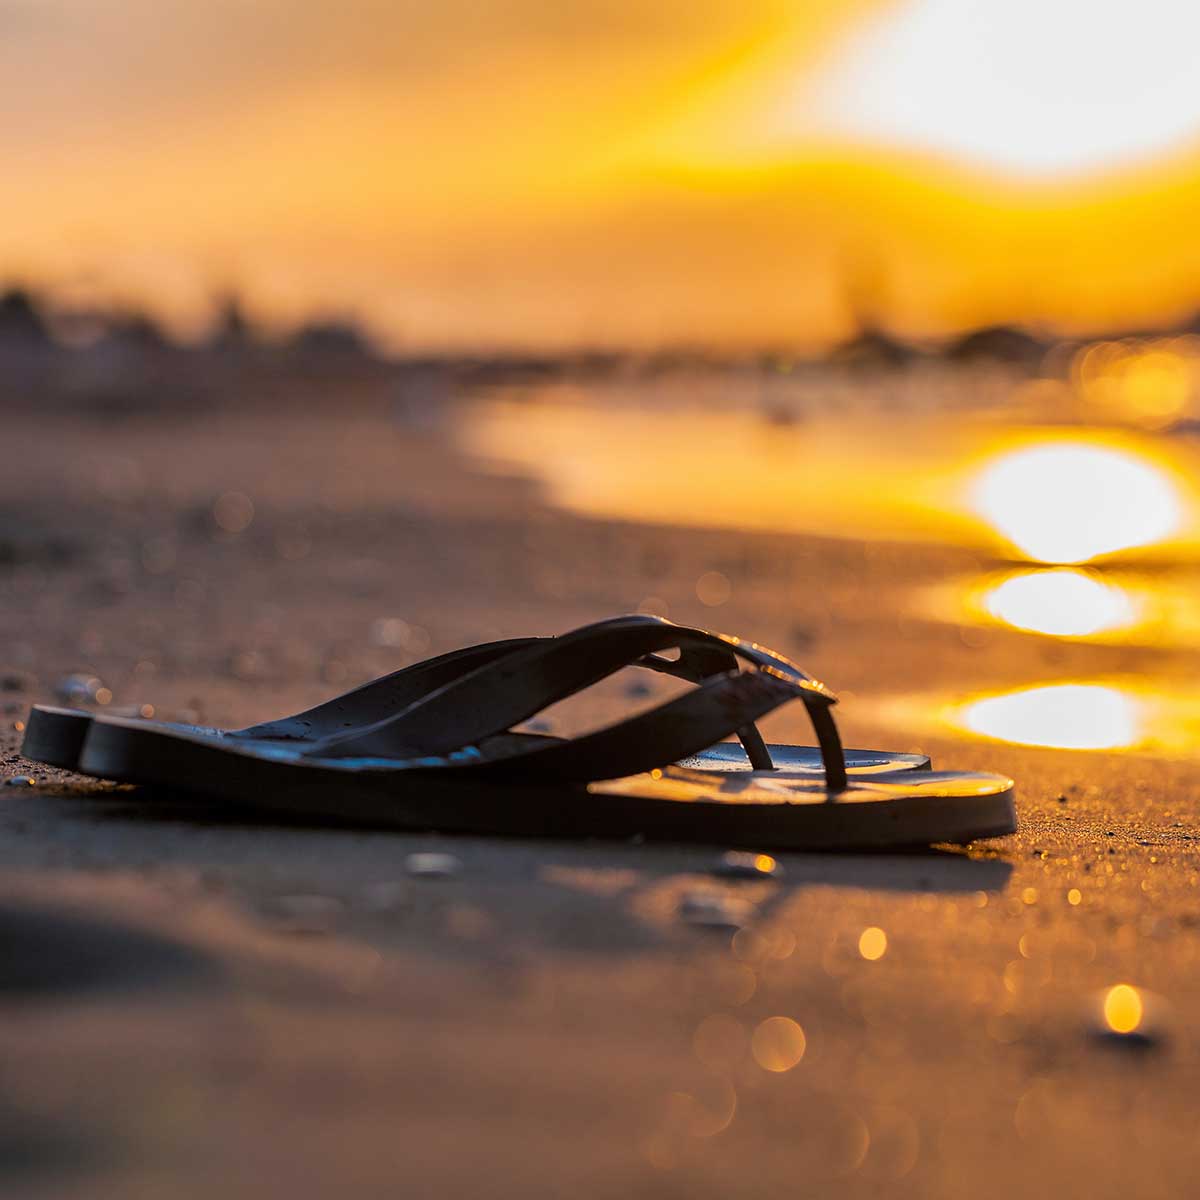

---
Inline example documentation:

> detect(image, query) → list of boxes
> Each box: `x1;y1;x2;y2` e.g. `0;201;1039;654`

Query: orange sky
5;0;1200;349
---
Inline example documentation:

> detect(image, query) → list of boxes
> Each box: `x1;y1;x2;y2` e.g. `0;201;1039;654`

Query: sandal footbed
76;717;1012;850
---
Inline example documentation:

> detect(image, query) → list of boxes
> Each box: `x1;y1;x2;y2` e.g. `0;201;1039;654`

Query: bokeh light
858;927;888;961
751;1016;807;1072
1103;984;1145;1035
1074;338;1200;425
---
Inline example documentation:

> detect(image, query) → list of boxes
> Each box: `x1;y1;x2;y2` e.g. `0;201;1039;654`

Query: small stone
361;880;409;911
0;671;33;693
405;852;461;878
369;618;431;656
227;650;267;682
714;851;783;880
264;894;345;935
679;891;754;929
370;617;411;649
54;674;108;705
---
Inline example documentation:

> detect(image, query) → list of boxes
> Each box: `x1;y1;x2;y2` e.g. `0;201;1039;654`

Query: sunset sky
6;0;1200;349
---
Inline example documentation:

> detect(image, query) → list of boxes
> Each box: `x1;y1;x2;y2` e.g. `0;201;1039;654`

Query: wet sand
3;394;1199;1197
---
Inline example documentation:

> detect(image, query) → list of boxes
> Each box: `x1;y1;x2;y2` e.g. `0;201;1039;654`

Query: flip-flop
24;616;929;780
75;617;1015;849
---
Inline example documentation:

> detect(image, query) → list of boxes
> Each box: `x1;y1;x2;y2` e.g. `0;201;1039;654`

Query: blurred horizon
8;0;1200;351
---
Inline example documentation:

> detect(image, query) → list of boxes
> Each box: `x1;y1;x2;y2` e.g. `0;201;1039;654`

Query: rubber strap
236;636;543;741
314;615;848;791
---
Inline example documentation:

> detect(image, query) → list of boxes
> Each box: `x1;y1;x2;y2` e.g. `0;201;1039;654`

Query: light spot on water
969;442;1181;563
983;569;1135;637
961;683;1141;750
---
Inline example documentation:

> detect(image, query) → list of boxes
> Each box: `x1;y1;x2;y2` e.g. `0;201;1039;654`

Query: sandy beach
3;377;1199;1198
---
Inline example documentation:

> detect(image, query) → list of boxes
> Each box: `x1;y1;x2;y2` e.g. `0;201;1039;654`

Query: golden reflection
961;684;1141;750
969;442;1182;563
465;401;1200;566
1102;984;1144;1035
983;569;1136;637
929;563;1200;648
750;1016;807;1072
462;401;979;544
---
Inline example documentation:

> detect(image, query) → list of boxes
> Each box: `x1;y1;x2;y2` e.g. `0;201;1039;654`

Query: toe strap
452;668;813;783
311;614;848;790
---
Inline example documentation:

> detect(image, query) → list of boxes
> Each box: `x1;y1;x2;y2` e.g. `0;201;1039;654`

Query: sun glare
969;443;1182;563
798;0;1200;176
961;684;1141;750
983;569;1136;637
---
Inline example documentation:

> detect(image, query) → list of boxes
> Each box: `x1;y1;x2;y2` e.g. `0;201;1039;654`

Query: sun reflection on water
969;442;1182;563
983;569;1137;637
961;684;1142;750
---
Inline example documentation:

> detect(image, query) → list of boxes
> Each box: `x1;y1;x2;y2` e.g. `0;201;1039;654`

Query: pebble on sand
714;851;782;880
679;891;755;929
405;852;462;878
54;674;111;705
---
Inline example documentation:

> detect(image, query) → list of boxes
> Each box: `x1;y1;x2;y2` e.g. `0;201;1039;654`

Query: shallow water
455;371;1200;753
